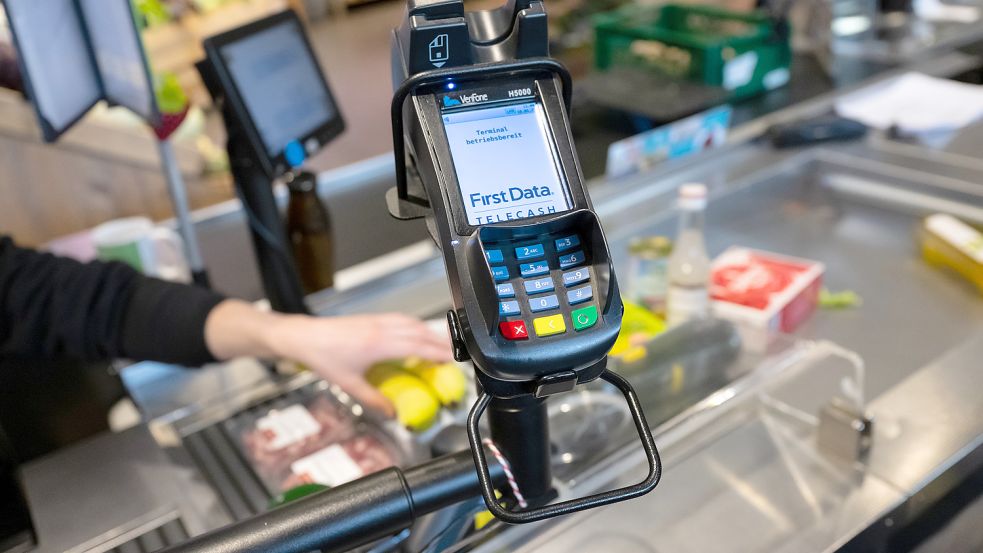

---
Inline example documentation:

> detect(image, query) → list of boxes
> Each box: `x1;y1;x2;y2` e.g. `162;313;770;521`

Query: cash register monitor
203;11;344;178
441;97;572;227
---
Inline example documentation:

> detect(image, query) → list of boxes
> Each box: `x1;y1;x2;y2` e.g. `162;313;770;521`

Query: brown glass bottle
286;171;334;293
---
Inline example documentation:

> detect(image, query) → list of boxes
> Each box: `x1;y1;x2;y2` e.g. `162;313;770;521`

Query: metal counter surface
19;426;230;553
476;330;983;553
865;334;983;506
589;140;983;400
452;108;983;550
305;129;983;400
297;133;983;552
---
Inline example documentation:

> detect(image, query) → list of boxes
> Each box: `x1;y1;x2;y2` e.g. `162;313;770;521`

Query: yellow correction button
533;314;566;337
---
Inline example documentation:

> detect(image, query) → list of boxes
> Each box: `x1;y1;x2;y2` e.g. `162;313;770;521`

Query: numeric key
529;294;559;313
559;251;585;269
515;244;545;260
523;277;555;295
562;268;590;286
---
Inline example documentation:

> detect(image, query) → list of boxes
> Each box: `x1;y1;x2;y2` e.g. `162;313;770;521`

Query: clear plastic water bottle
666;184;711;327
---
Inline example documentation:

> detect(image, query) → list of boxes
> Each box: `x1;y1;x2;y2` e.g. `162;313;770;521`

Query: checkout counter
9;2;983;552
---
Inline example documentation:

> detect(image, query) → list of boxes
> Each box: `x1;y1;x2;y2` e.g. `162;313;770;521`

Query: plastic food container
225;388;406;496
710;247;824;351
594;4;791;99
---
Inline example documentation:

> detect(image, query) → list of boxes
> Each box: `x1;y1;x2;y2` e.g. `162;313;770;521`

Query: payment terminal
421;78;620;395
198;11;345;313
389;0;661;523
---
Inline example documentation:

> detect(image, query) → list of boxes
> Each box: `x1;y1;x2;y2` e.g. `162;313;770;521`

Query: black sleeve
0;236;226;366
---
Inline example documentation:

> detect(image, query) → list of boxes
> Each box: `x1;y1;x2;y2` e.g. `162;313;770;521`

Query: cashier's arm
204;300;453;416
0;236;450;416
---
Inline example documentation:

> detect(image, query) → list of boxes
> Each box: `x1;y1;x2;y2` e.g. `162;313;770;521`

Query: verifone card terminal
437;77;623;397
391;18;621;398
389;0;660;523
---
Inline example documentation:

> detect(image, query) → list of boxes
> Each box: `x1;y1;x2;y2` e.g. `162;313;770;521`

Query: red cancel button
499;320;529;340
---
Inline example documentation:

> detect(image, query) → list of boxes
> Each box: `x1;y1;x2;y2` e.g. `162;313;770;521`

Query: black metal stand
466;369;662;524
161;449;505;553
197;56;308;315
226;135;309;314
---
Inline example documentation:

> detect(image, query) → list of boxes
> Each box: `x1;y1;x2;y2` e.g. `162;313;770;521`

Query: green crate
594;4;791;99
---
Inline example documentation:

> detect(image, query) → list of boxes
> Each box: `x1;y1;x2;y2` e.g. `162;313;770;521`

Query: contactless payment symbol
429;34;449;68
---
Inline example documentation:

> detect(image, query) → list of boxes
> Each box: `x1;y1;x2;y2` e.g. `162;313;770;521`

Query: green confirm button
572;305;598;331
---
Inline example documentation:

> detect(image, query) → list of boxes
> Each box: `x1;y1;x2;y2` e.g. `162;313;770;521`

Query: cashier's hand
204;300;454;418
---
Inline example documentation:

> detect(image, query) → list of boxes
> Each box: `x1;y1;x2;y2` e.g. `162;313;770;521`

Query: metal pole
156;138;211;287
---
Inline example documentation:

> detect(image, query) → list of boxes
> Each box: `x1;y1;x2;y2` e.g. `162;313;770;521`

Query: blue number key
515;244;545;260
562;269;590;286
491;266;510;282
485;249;504;264
529;294;560;313
499;300;520;316
559;251;585;269
523;277;554;295
519;260;549;277
497;283;515;298
555;235;581;253
567;285;593;305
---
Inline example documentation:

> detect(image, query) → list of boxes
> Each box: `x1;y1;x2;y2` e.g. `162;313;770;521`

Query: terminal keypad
488;233;599;339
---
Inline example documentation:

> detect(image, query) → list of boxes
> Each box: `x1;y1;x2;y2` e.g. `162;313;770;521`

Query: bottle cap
287;171;317;193
677;183;707;210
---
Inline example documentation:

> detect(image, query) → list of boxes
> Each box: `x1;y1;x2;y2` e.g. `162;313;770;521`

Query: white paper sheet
835;72;983;134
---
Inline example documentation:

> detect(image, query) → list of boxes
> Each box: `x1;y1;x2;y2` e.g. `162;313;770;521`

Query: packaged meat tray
224;388;405;496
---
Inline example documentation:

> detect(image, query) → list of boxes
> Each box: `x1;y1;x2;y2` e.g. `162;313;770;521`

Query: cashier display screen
442;101;572;226
218;19;337;156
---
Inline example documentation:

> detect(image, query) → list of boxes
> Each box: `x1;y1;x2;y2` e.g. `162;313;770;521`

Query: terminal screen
442;101;571;226
218;19;337;156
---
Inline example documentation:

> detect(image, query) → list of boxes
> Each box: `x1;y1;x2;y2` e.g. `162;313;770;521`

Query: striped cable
482;438;528;509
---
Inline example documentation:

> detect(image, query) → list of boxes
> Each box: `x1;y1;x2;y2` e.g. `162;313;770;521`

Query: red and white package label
290;444;365;488
255;405;323;451
712;252;810;310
